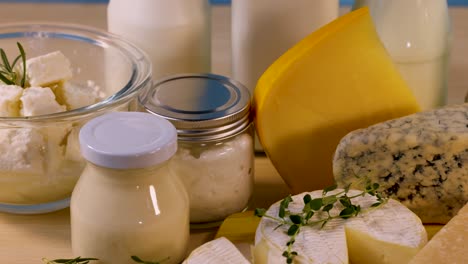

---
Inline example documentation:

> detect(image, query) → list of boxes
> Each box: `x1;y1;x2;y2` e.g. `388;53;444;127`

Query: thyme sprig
0;42;26;87
42;255;169;264
42;256;98;264
254;178;388;264
131;255;170;264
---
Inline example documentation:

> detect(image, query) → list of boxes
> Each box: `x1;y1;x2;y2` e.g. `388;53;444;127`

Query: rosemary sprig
41;256;98;264
254;177;388;264
0;42;27;87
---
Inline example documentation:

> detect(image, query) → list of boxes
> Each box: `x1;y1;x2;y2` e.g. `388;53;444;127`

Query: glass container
0;23;151;214
71;112;189;264
138;74;254;226
353;0;451;110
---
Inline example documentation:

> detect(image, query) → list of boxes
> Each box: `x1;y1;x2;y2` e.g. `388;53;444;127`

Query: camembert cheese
254;190;427;264
183;237;250;264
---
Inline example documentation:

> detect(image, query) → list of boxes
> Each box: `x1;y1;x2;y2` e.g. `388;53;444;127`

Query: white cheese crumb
18;51;72;87
20;87;66;116
0;85;23;117
0;128;44;173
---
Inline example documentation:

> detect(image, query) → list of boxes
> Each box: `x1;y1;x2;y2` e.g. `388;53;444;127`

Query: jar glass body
107;0;211;80
353;0;451;110
169;124;255;225
71;161;189;264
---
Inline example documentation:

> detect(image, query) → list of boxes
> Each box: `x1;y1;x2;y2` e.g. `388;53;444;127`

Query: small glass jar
138;74;254;226
71;112;189;264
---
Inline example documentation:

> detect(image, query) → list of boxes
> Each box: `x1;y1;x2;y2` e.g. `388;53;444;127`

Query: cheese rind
182;237;250;264
409;203;468;264
254;8;420;193
254;190;427;264
333;103;468;223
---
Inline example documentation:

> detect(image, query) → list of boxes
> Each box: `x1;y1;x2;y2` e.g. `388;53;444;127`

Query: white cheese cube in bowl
0;85;23;117
18;51;73;87
0;23;151;214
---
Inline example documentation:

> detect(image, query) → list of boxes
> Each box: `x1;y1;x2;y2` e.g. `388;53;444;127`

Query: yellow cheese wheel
254;8;420;193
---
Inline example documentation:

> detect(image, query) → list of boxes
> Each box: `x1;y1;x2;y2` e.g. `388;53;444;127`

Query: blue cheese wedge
333;104;468;223
254;190;427;264
183;237;250;264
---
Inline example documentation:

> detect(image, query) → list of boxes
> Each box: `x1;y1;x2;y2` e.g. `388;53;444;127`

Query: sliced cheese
254;7;420;193
409;203;468;264
183;237;250;264
254;190;427;264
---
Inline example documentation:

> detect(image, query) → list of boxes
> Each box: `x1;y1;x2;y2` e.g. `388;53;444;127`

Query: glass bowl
0;23;151;214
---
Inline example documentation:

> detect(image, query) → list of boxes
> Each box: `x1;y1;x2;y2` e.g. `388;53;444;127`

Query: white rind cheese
182;237;250;264
0;85;23;116
19;51;72;87
333;104;468;223
254;190;427;264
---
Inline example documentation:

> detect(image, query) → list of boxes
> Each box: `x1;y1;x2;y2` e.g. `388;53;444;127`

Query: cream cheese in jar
138;74;254;225
71;112;189;264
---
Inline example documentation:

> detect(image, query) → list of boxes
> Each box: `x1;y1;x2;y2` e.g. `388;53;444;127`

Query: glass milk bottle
107;0;211;80
353;0;451;110
71;112;189;264
232;0;339;93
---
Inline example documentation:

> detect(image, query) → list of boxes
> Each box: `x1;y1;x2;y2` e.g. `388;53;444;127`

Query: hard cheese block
333;103;468;223
182;237;250;264
409;202;468;264
254;190;427;264
254;7;420;193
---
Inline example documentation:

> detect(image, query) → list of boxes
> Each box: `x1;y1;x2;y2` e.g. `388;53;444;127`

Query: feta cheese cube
0;128;44;173
58;81;101;110
0;85;23;117
19;51;73;87
20;87;66;116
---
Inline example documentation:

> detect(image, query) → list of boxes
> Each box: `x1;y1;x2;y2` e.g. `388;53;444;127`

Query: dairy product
353;0;450;110
0;85;22;116
182;237;250;264
20;86;66;116
170;134;254;223
0;50;101;205
107;0;210;80
72;112;189;264
254;190;427;264
409;202;468;264
333;104;468;223
254;8;420;193
19;50;73;87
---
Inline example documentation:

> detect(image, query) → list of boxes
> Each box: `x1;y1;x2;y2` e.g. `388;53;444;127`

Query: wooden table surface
0;4;467;263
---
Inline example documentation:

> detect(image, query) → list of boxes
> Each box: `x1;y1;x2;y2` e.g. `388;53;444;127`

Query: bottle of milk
232;0;339;93
353;0;451;110
108;0;211;81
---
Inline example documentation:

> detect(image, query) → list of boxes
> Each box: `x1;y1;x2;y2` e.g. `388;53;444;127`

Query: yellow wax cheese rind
254;7;420;193
409;203;468;264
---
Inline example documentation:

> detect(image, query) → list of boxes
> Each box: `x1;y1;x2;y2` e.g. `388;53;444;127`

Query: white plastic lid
79;112;177;169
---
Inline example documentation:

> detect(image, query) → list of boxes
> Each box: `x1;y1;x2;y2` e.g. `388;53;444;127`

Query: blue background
0;0;466;5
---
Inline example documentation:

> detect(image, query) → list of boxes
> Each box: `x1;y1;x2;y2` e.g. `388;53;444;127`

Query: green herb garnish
0;42;27;87
131;255;170;264
254;177;388;264
42;256;98;264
